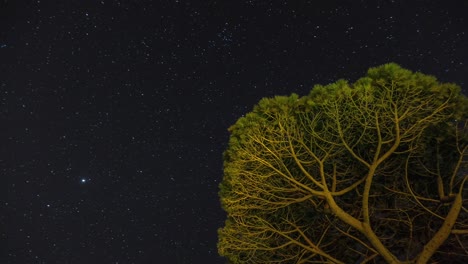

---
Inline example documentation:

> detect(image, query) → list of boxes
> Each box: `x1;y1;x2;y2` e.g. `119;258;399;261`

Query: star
3;2;466;263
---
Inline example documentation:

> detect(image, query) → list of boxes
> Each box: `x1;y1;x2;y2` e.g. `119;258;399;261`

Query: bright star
81;178;87;183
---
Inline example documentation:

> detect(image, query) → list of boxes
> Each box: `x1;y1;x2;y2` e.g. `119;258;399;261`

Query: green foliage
218;63;468;263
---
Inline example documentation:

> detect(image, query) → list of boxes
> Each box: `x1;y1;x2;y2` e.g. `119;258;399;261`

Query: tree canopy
218;63;468;263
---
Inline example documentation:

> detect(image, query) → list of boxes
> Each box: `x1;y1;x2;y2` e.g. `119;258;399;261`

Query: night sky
2;1;467;263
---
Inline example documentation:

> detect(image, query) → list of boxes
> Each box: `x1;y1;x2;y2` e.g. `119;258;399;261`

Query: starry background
1;0;467;263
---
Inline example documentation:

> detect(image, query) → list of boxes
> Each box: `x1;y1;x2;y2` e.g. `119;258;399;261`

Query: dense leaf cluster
218;63;468;263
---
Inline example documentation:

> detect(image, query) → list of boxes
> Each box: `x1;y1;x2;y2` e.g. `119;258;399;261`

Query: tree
218;63;468;263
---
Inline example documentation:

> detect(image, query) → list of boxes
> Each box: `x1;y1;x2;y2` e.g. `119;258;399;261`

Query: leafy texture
218;63;468;263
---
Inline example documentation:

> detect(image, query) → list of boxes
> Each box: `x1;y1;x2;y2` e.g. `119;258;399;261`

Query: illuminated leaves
218;63;468;263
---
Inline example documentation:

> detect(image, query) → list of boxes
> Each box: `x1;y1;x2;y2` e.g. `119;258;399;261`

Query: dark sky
2;1;467;263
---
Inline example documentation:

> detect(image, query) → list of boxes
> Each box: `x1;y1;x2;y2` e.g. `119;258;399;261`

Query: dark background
1;1;467;263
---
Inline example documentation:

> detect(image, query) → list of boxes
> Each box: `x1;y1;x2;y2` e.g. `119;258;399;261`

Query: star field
2;1;467;263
